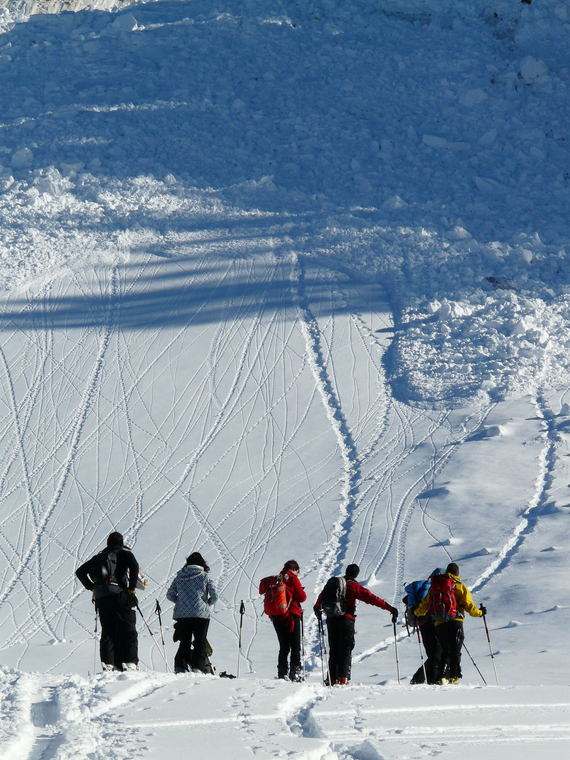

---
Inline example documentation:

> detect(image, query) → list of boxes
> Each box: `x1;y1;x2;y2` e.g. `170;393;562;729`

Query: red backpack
429;574;457;622
259;574;290;617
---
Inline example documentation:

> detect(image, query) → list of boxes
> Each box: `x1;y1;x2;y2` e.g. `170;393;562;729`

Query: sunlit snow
0;0;570;758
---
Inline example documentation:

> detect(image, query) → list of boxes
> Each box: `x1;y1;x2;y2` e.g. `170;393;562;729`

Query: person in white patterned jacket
166;552;218;673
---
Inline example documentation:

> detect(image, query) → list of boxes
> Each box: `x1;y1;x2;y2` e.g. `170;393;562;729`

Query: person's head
345;563;360;579
446;562;459;577
107;531;124;548
282;559;300;575
186;552;210;572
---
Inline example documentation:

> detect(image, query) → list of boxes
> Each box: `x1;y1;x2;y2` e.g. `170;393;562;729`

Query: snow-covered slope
0;1;570;758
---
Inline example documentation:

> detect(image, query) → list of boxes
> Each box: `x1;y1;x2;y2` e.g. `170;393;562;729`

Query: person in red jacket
315;564;397;685
260;559;307;681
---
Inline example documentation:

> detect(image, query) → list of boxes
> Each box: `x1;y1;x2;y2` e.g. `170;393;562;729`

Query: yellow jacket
414;573;483;625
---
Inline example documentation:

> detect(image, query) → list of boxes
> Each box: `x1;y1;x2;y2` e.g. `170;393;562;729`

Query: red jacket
316;577;392;621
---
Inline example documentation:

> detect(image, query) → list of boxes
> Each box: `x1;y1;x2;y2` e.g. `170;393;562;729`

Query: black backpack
320;576;348;617
87;550;119;588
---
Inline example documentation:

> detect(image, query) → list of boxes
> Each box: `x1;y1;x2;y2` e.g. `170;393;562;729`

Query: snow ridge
290;252;360;586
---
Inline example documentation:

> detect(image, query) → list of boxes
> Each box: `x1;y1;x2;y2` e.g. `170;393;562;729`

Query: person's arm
414;592;430;617
459;584;483;617
166;577;178;603
291;574;307;604
75;561;94;592
207;577;218;606
353;582;393;612
124;552;140;591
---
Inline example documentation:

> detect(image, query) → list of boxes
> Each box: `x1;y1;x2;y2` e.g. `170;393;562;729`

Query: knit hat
345;563;360;579
446;562;459;577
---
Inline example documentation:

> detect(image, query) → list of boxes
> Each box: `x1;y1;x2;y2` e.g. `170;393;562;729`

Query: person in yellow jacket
414;562;485;684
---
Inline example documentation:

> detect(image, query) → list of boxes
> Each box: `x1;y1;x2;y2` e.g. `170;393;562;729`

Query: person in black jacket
76;531;140;672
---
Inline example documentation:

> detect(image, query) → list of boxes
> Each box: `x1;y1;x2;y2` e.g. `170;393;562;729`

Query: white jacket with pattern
166;564;218;619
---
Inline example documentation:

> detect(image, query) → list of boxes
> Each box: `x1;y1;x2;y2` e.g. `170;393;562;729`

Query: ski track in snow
3;669;570;760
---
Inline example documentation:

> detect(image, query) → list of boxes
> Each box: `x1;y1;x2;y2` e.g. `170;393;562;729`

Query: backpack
402;579;431;630
429;574;457;623
259;575;289;617
87;550;119;588
320;576;348;618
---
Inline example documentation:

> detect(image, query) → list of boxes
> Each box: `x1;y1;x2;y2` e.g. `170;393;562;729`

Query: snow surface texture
0;0;570;758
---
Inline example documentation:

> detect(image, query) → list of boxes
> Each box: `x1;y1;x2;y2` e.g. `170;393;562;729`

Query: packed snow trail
3;669;570;760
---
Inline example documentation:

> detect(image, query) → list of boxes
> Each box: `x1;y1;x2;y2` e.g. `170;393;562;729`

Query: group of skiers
76;533;485;684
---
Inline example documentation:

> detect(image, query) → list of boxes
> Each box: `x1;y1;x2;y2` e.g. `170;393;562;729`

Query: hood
448;573;461;582
179;564;206;579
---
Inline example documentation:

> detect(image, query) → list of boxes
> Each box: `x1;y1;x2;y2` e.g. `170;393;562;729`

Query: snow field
0;0;569;758
3;668;570;760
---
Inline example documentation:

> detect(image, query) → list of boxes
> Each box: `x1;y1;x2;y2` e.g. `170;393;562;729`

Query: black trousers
173;618;211;673
96;592;138;670
326;616;355;683
272;615;301;677
434;620;465;680
411;622;441;684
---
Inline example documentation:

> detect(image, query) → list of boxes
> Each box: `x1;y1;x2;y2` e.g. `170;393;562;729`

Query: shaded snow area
0;0;570;758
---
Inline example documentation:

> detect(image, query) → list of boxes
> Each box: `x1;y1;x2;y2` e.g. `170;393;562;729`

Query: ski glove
390;606;398;623
480;604;487;616
313;605;322;620
126;589;138;608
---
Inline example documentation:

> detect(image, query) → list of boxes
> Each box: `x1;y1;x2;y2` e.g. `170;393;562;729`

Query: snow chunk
422;134;447;149
470;425;508;439
519;56;548;84
111;13;139;32
382;195;407;210
436;300;474;320
460;88;488;106
474;176;505;195
11;148;33;169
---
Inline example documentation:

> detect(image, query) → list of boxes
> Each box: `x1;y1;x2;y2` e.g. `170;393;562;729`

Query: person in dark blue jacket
76;531;140;672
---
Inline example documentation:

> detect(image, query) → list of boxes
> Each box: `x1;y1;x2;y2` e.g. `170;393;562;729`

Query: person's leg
326;617;341;684
434;623;450;682
421;622;440;684
288;616;302;680
173;619;193;672
191;618;211;673
338;617;355;682
447;621;465;680
96;597;115;669
113;592;138;669
272;616;291;678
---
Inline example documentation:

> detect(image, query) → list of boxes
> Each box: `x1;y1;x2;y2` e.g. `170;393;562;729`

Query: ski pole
319;616;332;687
316;613;326;685
155;599;168;672
237;600;245;678
415;620;427;684
393;617;401;684
93;597;98;674
300;611;305;681
136;603;172;673
462;641;487;685
481;606;499;685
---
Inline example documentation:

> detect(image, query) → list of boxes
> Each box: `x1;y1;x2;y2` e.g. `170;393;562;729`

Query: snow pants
272;614;301;678
96;592;138;671
410;621;441;684
173;617;211;673
434;620;464;681
326;616;355;684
